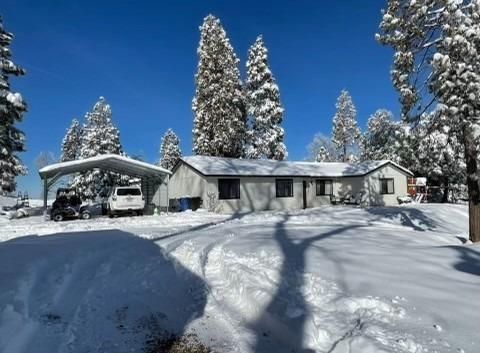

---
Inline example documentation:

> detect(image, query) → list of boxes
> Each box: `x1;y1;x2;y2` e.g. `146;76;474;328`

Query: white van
107;186;145;217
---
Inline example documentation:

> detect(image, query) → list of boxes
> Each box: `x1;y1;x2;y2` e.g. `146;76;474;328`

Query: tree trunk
464;128;480;242
441;177;449;203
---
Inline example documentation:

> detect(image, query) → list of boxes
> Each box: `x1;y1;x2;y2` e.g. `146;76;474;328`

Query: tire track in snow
0;267;40;353
167;233;249;352
167;230;437;353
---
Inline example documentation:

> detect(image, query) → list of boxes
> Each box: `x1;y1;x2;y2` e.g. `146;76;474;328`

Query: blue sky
3;0;399;196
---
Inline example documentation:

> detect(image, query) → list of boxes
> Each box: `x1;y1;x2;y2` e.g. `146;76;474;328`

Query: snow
159;128;182;171
6;92;24;108
192;15;246;158
245;35;287;161
182;155;413;177
0;204;479;353
39;153;171;176
332;90;361;161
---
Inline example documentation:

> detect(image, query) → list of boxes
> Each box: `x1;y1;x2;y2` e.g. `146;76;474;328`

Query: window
276;179;293;198
380;178;395;194
116;188;142;196
218;179;240;200
316;179;333;196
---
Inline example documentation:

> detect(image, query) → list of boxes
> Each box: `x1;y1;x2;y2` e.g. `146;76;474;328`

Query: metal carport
38;154;171;217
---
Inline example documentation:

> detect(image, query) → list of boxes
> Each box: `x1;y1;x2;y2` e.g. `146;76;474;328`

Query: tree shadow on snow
0;230;209;353
148;211;253;242
365;206;437;232
249;214;365;353
441;245;480;276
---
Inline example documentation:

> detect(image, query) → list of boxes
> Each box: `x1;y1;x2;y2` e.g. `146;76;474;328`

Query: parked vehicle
51;188;91;222
107;186;145;217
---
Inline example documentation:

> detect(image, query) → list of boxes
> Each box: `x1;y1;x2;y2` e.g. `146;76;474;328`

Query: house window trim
276;179;294;198
316;179;333;196
218;178;240;200
380;178;395;195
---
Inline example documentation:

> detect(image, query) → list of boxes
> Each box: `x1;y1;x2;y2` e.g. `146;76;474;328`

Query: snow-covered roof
179;156;413;177
39;154;171;179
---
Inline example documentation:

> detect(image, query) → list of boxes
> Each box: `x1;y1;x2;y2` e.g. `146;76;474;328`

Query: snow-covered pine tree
416;112;466;202
361;109;401;162
316;146;331;162
377;0;480;241
159;128;182;171
61;118;82;162
192;15;246;158
331;90;361;162
245;35;287;160
393;123;418;174
307;133;339;162
71;97;124;199
0;18;27;194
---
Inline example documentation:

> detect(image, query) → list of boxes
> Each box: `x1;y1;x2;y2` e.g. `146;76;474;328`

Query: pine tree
315;146;331;162
71;97;123;199
361;109;401;162
377;0;480;241
0;18;27;194
393;123;418;174
331;90;361;162
192;15;246;158
79;97;121;158
61;118;82;162
245;35;287;160
159;128;182;171
307;133;338;162
416;112;466;202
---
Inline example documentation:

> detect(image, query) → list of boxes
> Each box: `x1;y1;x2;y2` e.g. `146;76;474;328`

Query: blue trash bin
178;198;191;212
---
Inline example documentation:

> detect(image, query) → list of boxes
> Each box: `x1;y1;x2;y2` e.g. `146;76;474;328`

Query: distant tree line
307;89;465;203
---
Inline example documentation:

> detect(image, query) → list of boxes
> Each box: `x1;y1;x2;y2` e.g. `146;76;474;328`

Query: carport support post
166;174;169;214
43;177;49;220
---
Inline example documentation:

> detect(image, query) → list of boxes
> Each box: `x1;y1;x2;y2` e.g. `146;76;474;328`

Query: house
169;156;413;213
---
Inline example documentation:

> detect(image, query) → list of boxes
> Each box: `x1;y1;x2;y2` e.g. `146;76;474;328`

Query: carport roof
39;154;171;180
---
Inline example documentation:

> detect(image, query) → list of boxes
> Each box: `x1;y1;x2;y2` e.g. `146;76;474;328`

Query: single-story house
169;156;413;213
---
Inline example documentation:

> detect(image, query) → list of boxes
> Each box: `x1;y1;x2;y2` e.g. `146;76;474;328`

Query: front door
302;181;307;209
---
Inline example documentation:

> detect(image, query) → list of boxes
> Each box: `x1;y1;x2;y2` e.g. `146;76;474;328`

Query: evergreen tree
377;0;480;241
315;146;331;163
307;133;339;162
394;123;418;174
72;97;123;199
245;35;287;160
416;112;466;202
0;18;27;194
159;128;182;171
61;118;82;162
192;15;246;158
361;109;401;162
331;90;361;162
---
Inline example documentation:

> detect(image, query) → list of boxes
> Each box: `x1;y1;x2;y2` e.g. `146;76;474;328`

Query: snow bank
1;204;478;353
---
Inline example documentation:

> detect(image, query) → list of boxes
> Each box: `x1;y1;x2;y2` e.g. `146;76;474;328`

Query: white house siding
305;166;409;208
204;177;304;213
169;163;207;199
141;178;169;211
305;179;331;208
169;162;411;212
365;164;409;206
150;182;168;208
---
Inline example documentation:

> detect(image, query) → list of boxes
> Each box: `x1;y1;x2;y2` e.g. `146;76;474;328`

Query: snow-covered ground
0;204;479;353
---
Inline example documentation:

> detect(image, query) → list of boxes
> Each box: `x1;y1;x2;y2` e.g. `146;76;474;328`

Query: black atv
50;188;91;222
